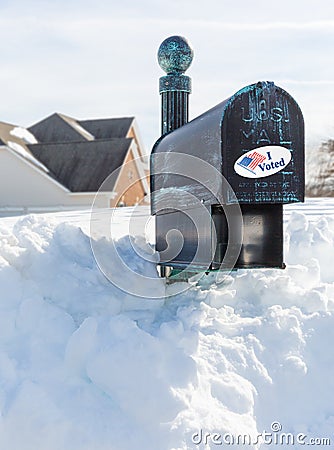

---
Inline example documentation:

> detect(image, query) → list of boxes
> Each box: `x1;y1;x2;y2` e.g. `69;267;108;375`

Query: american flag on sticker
237;151;267;174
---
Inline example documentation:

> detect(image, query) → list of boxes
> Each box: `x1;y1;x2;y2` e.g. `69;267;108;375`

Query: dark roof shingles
79;117;134;139
28;139;132;192
28;113;88;143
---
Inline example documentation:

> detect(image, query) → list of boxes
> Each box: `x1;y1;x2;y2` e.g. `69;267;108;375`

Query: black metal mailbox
150;38;304;274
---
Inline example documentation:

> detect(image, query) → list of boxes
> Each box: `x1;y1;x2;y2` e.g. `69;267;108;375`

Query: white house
0;114;149;216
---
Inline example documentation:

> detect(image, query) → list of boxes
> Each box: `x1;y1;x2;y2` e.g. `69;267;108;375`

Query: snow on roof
10;126;38;144
7;140;49;172
0;121;52;173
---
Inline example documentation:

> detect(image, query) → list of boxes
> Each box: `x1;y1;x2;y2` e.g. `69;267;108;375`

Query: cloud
278;80;334;85
0;2;332;149
182;20;334;31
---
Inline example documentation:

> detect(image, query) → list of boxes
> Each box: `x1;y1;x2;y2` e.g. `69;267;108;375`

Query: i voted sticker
234;146;291;178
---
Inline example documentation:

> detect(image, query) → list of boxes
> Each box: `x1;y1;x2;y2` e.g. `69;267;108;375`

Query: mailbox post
150;36;305;277
158;35;193;135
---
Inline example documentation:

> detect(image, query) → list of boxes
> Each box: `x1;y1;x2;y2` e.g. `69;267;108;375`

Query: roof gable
28;113;89;143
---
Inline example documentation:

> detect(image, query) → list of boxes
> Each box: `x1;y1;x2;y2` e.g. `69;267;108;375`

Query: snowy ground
0;198;334;449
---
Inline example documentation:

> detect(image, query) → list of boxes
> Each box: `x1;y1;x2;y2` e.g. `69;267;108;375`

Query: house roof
28;113;134;143
0;113;147;195
58;113;95;141
28;113;85;143
28;138;132;192
79;117;134;139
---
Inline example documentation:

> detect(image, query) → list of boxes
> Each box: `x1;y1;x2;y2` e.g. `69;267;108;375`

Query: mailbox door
212;203;283;269
222;82;304;204
237;204;283;268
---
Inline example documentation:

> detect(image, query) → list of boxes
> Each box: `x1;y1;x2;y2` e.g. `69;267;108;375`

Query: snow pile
0;204;333;449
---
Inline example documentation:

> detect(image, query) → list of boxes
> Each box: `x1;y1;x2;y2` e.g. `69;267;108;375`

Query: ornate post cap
158;36;193;94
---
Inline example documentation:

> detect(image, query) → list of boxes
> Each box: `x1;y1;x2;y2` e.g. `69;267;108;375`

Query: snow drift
0;200;333;449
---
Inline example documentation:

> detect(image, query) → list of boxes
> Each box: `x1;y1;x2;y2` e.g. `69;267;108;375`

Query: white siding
0;147;111;215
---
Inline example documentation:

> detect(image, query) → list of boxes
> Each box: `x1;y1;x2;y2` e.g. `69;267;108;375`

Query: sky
0;0;333;153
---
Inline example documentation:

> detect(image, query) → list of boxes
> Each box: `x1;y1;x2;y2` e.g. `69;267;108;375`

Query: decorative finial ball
158;36;194;75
